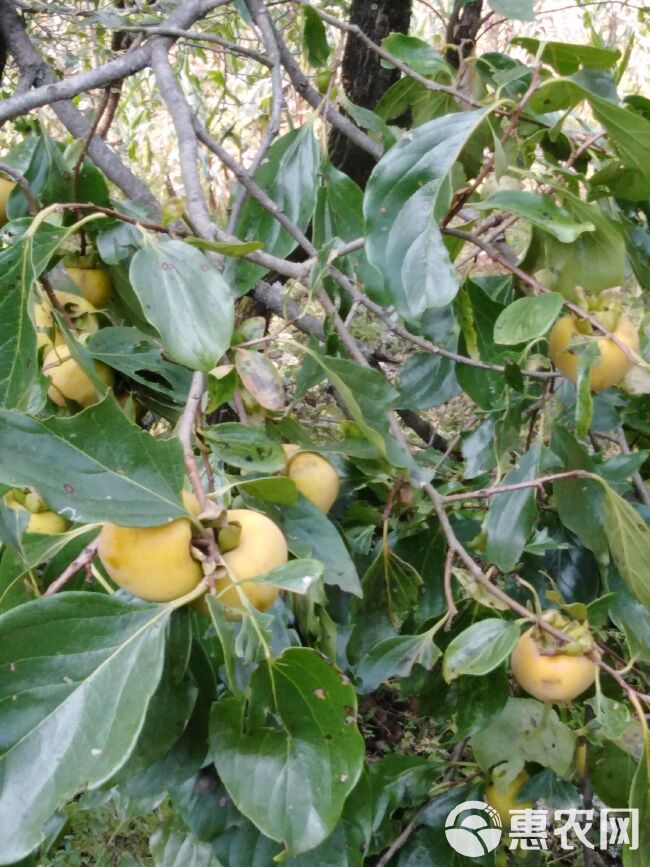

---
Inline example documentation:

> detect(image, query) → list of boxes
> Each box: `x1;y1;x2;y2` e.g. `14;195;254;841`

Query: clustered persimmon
97;492;289;615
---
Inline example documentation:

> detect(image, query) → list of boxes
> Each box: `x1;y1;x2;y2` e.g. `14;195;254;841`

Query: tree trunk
445;0;483;69
328;0;412;188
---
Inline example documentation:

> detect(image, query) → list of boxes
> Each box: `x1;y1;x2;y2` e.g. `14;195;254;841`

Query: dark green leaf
485;444;540;572
301;6;330;67
129;238;234;371
150;824;223;867
230;128;320;294
0;594;171;863
457;667;509;737
471;698;576;779
0;398;186;526
551;425;607;558
364;109;492;319
602;484;650;609
397;352;459;410
88;326;192;403
356;544;422;629
274;497;361;596
475;191;594;243
494;293;564;345
205;423;287;473
210;647;365;857
512;38;619;75
355;631;441;693
443;618;519;681
380;34;450;76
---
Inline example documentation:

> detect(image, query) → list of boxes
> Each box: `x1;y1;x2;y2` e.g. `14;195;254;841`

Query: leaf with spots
602;484;650;610
235;349;285;411
210;647;365;858
0;593;172;864
129;237;234;372
0;397;186;526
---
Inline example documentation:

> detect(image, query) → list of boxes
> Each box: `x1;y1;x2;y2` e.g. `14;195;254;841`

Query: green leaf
298;348;398;458
397;351;459;409
364;108;492;320
489;0;535;20
471;698;576;780
0;220;69;411
520;191;625;298
0;594;172;863
493;293;564;345
551;426;607;559
355;632;441;693
184;237;264;257
443;619;519;682
356;544;422;629
129;238;234;372
625;747;650;866
234;475;298;505
485;444;540;572
204;423;287;473
150;824;224;867
301;6;330;67
88;327;192;404
210;647;365;858
529;81;650;201
512;38;620;75
380;34;450;77
457;667;509;737
234;558;324;595
313;162;380;302
0;398;186;526
274;496;361;596
231;128;320;294
602;484;650;609
475;191;594;243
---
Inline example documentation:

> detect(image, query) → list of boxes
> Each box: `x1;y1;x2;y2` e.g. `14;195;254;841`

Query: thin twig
0;161;39;215
44;538;99;596
441;469;593;504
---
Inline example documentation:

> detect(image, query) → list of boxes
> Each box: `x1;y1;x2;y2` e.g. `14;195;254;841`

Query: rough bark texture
445;0;483;69
328;0;412;188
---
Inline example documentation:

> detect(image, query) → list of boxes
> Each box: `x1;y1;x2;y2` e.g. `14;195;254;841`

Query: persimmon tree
0;1;649;865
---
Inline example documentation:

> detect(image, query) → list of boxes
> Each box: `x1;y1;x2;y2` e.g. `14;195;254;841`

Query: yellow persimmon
511;627;597;703
97;491;203;602
282;443;340;513
65;265;112;307
548;313;638;391
42;345;114;408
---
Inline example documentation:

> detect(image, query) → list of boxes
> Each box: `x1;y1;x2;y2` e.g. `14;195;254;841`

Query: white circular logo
445;800;503;857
